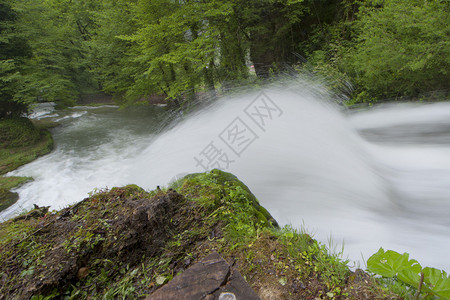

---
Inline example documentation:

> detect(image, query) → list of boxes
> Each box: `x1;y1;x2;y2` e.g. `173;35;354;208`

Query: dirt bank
0;170;398;299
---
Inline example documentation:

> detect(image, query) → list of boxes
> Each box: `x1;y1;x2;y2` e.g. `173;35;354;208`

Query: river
2;83;450;272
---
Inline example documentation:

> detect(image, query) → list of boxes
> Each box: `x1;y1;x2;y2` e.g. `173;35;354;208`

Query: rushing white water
3;85;450;272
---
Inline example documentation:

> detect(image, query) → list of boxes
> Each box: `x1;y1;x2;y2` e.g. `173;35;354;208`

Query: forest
1;0;449;117
1;1;450;298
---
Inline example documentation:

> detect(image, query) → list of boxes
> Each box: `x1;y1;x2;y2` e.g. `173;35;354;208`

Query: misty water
2;84;450;272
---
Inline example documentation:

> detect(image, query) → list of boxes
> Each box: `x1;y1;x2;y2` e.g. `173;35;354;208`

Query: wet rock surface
149;251;260;300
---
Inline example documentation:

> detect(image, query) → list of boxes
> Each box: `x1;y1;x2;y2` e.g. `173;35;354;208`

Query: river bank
0;117;53;212
0;169;399;299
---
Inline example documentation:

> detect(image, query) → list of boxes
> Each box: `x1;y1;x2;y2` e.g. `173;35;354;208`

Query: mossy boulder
0;170;397;299
171;169;278;228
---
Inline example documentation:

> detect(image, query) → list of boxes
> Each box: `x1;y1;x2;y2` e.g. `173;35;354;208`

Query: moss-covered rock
0;170;399;299
0;177;33;213
171;169;278;228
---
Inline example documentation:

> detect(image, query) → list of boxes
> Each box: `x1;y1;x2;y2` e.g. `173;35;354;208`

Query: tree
245;0;307;77
15;0;95;103
0;0;32;117
344;0;450;101
113;0;312;104
85;0;138;98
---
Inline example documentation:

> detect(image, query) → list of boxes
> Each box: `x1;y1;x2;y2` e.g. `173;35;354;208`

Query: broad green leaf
423;267;450;298
398;269;421;288
367;248;422;279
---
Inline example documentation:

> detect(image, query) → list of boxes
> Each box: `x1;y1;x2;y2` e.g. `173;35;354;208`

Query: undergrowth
0;170;402;299
0;117;53;212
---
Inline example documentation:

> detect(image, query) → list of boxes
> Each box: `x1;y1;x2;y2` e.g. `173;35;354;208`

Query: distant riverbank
0;117;53;212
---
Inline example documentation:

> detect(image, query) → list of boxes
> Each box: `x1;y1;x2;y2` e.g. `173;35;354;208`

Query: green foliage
0;169;397;298
0;0;33;117
6;0;313;106
277;225;350;291
423;267;450;299
367;248;422;279
344;0;450;102
175;170;351;295
85;0;138;98
0;117;40;148
3;0;447;108
13;0;92;102
0;0;105;116
367;248;450;299
302;0;449;103
0;116;52;213
0;176;32;190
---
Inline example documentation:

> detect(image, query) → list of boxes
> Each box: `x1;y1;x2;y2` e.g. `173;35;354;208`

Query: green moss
0;188;18;212
0;117;41;148
209;169;277;226
111;184;146;196
0;129;53;175
0;170;397;299
171;169;278;227
0;121;53;176
0;176;32;190
0;176;30;213
0;117;53;212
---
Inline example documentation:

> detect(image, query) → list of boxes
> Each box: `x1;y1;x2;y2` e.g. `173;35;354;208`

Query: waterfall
4;83;450;271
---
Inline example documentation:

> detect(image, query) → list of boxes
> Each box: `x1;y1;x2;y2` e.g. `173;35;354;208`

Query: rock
77;267;89;280
148;251;260;300
11;204;49;221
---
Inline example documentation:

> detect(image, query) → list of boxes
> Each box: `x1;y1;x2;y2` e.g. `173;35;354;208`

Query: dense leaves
0;0;448;117
345;0;450;102
306;0;450;103
0;0;32;118
367;248;450;298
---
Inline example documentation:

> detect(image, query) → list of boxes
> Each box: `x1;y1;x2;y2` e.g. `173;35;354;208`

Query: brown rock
148;251;260;300
77;267;89;280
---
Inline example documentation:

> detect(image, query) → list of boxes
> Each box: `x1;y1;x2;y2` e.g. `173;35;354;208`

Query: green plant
367;248;450;299
344;0;449;102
